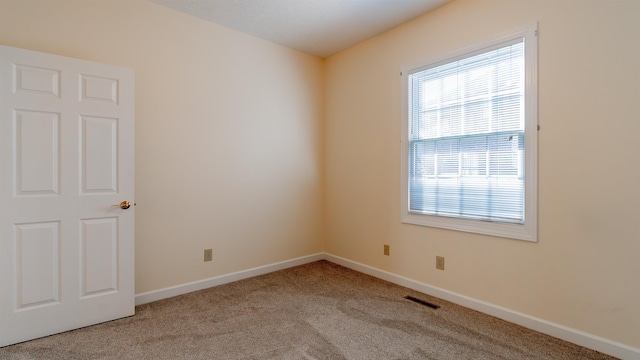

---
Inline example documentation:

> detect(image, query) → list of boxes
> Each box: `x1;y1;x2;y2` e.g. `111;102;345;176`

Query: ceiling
147;0;451;58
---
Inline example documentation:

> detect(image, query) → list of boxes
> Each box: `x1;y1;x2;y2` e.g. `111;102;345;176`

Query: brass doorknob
117;201;131;209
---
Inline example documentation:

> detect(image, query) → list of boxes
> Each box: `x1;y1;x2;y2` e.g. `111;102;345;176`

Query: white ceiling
147;0;451;58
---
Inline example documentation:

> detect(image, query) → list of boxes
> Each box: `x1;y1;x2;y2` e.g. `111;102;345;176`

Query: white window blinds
407;39;525;223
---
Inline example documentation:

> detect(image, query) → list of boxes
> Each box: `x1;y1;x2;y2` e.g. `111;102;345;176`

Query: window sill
401;212;537;242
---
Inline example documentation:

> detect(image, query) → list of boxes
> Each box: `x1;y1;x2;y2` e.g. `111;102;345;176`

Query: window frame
400;23;538;242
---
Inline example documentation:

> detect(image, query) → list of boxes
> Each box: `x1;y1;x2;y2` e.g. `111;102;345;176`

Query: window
401;23;538;241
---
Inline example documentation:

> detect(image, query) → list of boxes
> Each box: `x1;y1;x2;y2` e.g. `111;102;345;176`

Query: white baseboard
134;252;639;360
324;253;640;360
135;253;325;306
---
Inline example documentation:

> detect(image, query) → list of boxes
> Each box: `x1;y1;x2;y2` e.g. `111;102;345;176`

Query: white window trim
400;22;538;242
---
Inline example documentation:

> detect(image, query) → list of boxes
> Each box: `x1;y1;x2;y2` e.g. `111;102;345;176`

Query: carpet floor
0;260;617;359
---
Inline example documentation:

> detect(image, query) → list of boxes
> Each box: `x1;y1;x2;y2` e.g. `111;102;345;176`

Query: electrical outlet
204;248;212;262
436;256;445;270
383;244;390;256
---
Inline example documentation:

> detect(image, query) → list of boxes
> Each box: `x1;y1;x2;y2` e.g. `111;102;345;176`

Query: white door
0;45;134;347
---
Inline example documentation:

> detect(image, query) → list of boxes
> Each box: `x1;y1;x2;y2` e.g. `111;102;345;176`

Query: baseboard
324;253;640;360
135;253;325;306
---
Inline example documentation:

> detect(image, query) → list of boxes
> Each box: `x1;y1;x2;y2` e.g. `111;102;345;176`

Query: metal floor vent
404;296;440;309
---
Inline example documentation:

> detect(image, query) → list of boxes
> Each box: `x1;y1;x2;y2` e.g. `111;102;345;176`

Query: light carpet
0;261;617;359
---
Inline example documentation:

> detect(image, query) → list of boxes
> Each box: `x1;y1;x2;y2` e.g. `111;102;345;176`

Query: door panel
14;110;60;195
0;45;134;347
81;217;118;297
81;115;118;193
15;221;60;309
80;74;118;104
14;64;60;98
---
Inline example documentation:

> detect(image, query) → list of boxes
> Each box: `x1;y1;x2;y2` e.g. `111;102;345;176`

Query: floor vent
404;296;440;309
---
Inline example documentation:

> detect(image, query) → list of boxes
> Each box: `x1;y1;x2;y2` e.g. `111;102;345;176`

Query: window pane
488;133;521;176
411;141;435;177
491;95;522;131
436;139;459;175
463;100;490;135
460;136;487;176
440;106;461;137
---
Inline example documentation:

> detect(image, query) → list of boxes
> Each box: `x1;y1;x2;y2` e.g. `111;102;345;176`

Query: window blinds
408;39;525;223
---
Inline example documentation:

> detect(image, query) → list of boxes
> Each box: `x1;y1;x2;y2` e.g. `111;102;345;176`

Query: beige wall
325;0;640;348
0;0;325;293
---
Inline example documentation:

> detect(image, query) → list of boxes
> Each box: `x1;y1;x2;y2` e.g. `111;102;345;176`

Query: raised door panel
81;218;118;297
80;74;118;104
81;115;118;194
14;221;60;309
14;110;60;196
14;64;60;98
